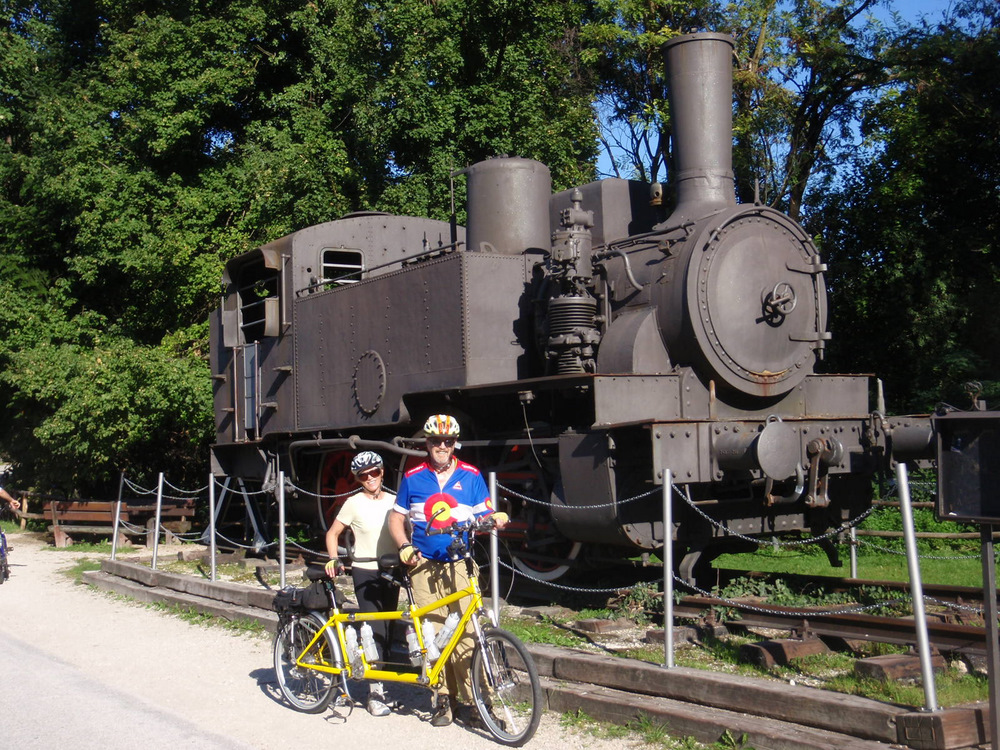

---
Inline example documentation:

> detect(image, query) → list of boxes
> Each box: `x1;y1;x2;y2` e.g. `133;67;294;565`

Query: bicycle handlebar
425;514;497;537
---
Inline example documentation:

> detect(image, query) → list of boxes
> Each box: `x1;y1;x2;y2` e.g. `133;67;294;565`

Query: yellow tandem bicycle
272;516;542;746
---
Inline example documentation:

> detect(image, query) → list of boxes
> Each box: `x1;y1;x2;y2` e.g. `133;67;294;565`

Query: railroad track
714;568;992;611
675;595;989;656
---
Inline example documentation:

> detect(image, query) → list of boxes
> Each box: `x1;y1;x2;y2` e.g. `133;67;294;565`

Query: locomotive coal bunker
209;32;929;581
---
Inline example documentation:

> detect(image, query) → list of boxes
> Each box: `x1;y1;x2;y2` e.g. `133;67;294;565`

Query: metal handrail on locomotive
209;32;932;583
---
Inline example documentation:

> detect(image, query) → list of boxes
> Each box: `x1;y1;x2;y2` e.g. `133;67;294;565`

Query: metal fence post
111;471;125;561
208;473;217;582
663;469;674;668
489;471;500;622
849;525;858;579
896;462;938;711
277;470;286;589
152;472;164;570
980;524;1000;750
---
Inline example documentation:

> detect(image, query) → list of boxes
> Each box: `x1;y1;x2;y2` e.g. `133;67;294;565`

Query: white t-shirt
335;490;396;571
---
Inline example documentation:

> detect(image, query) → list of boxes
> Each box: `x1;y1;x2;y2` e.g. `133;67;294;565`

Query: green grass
713;545;987;588
503;617;590;647
63;558;103;583
145;600;268;635
559;709;756;749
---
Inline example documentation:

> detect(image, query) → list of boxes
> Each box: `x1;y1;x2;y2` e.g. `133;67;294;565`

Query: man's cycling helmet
350;451;383;476
423;414;460;437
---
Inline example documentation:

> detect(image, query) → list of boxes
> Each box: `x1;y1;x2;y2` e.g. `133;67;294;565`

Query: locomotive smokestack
662;32;736;220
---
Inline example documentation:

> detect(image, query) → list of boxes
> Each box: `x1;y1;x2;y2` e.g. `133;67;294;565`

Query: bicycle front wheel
470;628;542;746
273;613;342;713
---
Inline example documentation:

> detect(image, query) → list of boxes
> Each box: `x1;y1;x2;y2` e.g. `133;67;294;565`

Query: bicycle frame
293;558;493;688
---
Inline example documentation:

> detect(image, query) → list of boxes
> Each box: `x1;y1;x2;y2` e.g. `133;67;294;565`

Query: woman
324;451;399;716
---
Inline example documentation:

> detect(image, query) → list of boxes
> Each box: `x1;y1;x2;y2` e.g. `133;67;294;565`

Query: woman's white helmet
350;451;383;476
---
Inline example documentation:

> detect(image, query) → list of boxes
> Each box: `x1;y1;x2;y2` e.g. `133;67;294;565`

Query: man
388;414;506;728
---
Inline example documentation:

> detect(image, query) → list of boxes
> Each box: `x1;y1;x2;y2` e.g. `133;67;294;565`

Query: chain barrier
495;550;937;618
209;476;273;496
857;538;983;560
122;476;205;502
494;556;641;595
676;487;878;548
123;478;158;496
108;469;982;616
213;529;268;551
101;470;995;629
496;482;657;510
161;477;209;494
922;595;985;615
285;480;396;501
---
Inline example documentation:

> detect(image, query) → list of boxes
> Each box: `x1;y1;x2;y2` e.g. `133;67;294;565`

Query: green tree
731;0;899;218
367;0;598;216
0;0;599;494
814;0;1000;411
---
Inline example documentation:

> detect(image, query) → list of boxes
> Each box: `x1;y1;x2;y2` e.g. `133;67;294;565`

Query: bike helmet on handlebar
423;414;460;437
350;450;383;476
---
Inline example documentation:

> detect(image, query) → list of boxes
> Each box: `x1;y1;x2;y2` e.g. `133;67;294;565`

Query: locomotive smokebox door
934;411;1000;523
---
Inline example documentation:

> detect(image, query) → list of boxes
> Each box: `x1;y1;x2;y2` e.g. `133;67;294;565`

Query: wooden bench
46;500;133;548
25;497;198;548
127;499;197;546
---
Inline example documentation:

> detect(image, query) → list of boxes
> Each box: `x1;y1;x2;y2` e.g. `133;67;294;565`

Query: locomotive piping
287;436;427;481
596;248;644;292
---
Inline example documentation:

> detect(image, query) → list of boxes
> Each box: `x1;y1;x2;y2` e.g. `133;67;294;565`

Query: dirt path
0;532;639;750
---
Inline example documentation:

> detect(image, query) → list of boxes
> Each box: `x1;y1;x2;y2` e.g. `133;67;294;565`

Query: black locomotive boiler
209;32;925;581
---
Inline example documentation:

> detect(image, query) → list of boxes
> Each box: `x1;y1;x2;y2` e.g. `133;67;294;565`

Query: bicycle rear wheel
470;628;542;746
273;613;343;713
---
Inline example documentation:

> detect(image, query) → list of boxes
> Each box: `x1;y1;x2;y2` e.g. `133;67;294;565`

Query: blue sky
881;0;956;22
595;0;962;179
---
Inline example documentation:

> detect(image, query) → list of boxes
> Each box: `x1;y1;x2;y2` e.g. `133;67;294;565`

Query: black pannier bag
273;580;331;618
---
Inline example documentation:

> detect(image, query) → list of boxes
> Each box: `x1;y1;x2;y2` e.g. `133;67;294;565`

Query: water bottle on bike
360;622;378;662
433;611;460;650
345;626;363;673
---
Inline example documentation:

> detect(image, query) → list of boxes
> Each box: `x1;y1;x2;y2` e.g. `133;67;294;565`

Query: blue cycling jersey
393;460;492;561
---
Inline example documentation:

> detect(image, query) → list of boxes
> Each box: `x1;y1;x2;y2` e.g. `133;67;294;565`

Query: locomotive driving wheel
316;450;359;556
492;444;582;582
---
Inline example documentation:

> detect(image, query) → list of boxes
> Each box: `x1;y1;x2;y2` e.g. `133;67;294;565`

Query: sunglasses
427;437;456;447
357;468;383;480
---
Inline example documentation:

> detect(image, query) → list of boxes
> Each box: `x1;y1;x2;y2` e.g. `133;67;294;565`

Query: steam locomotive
209;32;929;581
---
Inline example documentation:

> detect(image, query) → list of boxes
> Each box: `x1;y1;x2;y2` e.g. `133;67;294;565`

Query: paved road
1;633;249;749
0;533;624;750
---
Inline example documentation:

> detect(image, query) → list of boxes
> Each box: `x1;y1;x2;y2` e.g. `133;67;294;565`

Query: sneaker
367;682;391;716
430;695;453;727
367;695;391;717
